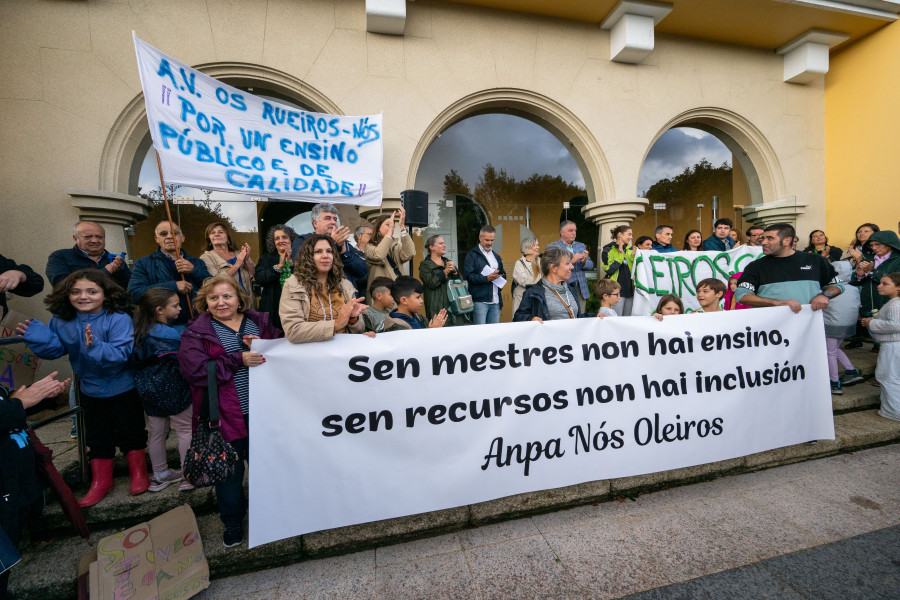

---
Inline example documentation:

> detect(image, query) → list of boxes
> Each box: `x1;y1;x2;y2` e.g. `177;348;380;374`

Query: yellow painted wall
825;20;900;248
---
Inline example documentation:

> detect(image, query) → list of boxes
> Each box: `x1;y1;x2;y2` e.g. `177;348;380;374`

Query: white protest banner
632;246;764;315
248;307;833;548
133;34;382;205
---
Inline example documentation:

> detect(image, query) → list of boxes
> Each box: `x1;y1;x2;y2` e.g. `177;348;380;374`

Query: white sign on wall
249;307;832;548
133;34;383;206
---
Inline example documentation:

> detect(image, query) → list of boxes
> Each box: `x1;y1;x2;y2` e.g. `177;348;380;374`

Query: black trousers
80;388;148;460
215;416;249;529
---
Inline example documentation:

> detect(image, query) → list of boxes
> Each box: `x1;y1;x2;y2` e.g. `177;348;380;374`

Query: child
17;269;148;507
132;288;194;492
363;276;396;333
595;279;621;317
861;273;900;420
652;294;684;320
724;272;751;310
823;262;864;395
381;276;448;331
694;278;726;313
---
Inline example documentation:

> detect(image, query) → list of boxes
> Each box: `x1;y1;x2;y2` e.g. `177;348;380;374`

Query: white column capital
776;29;849;84
359;198;401;221
583;197;649;246
600;1;673;64
366;0;406;35
739;197;808;228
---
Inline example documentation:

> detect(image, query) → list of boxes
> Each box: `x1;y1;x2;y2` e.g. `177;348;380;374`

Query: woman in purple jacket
178;274;282;549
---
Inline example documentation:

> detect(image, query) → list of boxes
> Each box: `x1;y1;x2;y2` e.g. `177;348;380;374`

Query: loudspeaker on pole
401;189;429;228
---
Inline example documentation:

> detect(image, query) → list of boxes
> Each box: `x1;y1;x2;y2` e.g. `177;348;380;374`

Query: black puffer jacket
0;386;42;533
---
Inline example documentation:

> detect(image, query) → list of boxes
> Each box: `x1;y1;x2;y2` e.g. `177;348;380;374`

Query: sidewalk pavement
197;444;900;600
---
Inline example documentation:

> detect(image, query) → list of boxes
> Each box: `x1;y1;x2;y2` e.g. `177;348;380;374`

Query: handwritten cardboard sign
134;34;383;206
83;505;209;600
0;309;40;391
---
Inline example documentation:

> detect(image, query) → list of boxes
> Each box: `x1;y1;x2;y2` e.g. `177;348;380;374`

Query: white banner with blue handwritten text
133;34;383;205
248;307;832;547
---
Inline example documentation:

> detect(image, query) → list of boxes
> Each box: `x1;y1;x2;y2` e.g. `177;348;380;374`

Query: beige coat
364;231;416;296
200;249;255;306
279;275;364;343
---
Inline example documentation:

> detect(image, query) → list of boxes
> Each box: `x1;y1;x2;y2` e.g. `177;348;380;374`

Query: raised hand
331;226;351;250
335;297;368;331
15;319;31;337
12;371;70;409
0;269;25;293
429;309;448;328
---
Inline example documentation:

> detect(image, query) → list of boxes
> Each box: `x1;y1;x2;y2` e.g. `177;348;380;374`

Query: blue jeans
473;302;500;324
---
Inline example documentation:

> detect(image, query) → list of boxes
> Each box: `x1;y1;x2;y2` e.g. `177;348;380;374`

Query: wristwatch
822;290;834;299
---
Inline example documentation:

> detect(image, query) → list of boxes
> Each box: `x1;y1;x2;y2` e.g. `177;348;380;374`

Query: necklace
316;290;334;320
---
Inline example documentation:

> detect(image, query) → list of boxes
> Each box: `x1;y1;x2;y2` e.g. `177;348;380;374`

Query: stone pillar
739;197;807;229
68;189;152;258
583;197;650;252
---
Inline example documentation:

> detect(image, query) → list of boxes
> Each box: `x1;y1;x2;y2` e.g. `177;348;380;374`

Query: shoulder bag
183;361;240;487
446;278;474;316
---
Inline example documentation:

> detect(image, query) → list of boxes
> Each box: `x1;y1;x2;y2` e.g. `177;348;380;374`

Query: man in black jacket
46;221;130;288
0;254;44;320
464;225;506;325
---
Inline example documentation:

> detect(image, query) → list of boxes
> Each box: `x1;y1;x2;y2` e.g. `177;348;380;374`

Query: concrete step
832;379;881;413
10;408;900;600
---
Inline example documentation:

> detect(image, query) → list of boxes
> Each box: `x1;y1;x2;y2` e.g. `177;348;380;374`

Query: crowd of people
0;202;898;568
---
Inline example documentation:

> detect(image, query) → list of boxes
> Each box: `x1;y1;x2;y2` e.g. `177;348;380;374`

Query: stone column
68;189;152;259
583;197;650;252
739;196;807;229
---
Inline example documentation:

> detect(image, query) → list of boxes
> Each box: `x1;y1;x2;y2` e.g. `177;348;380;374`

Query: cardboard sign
82;505;209;600
0;309;40;391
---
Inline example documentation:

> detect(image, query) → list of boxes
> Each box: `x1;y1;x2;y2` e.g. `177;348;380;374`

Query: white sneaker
148;470;183;492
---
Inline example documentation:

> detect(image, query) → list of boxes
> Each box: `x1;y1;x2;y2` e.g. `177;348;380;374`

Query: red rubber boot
78;459;114;508
126;450;151;495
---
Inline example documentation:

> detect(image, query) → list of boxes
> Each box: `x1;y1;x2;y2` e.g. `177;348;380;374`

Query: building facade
2;0;897;326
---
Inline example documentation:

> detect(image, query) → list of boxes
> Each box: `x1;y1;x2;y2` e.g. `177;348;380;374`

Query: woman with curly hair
254;224;298;330
16;269;149;507
279;234;367;343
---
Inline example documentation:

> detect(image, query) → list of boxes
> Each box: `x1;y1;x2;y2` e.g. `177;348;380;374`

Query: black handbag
183;361;240;487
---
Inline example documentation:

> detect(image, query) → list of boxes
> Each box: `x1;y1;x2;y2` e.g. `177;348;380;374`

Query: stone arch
98;62;343;196
639;107;787;207
406;88;614;205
